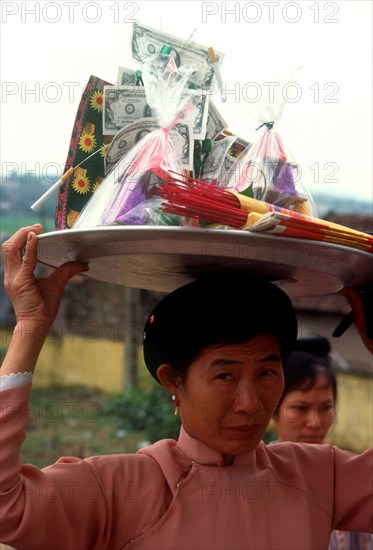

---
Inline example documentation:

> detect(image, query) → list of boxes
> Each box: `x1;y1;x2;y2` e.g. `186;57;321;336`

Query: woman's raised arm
1;224;87;376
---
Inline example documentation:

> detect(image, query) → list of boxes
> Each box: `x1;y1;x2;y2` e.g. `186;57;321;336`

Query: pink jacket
1;384;372;549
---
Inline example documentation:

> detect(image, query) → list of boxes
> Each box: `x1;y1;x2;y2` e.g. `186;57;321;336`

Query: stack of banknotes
102;22;239;179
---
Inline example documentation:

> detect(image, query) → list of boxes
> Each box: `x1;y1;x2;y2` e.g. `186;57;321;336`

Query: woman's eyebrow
289;398;335;405
209;358;241;368
208;354;281;368
259;353;282;363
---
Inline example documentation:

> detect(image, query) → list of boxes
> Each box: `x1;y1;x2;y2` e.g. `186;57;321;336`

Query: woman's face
168;333;284;462
274;374;336;444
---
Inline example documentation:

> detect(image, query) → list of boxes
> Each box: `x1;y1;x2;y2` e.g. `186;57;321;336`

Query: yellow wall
1;329;147;393
36;336;127;392
325;372;373;452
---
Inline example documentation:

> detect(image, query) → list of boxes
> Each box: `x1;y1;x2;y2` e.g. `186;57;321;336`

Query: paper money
103;86;152;135
206;100;228;140
105;118;193;173
186;92;209;139
169;122;193;170
105;118;159;173
117;67;138;87
200;135;237;184
103;85;209;139
131;22;224;89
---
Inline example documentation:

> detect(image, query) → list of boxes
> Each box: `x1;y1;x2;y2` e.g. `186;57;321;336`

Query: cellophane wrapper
223;64;317;216
73;53;197;228
224;126;317;216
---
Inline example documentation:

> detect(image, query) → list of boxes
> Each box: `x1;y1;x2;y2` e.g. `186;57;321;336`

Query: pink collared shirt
1;384;372;549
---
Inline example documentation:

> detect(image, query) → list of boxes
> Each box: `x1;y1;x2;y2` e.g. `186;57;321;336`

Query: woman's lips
226;425;261;438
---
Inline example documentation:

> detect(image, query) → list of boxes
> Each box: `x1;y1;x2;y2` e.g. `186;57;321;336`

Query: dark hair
274;336;337;415
143;276;298;383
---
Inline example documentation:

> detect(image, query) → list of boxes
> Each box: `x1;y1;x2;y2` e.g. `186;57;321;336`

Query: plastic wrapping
116;197;182;226
223;72;317;217
73;53;197;228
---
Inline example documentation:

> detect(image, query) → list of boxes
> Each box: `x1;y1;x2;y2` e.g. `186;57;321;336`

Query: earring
172;395;179;416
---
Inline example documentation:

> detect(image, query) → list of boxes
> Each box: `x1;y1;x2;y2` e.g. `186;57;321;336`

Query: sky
1;0;372;202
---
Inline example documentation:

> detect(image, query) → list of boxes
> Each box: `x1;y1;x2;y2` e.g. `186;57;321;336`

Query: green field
0;216;55;235
22;386;147;468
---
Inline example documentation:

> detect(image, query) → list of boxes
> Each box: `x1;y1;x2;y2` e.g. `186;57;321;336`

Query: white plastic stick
30;145;107;211
30;167;74;211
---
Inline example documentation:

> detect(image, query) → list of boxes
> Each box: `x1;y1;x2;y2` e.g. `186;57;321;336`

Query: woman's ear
156;363;182;394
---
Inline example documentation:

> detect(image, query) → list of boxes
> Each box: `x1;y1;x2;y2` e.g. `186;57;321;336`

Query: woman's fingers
21;230;39;274
2;225;42;269
2;226;43;292
45;261;89;290
37;261;89;319
2;225;89;329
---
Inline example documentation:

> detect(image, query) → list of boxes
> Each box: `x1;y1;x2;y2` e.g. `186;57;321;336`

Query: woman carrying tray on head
1;225;372;550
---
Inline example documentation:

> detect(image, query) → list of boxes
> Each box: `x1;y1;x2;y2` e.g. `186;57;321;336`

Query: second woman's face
274;374;336;444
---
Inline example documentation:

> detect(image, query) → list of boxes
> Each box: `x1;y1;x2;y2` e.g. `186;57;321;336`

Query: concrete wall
325;371;372;451
1;328;147;394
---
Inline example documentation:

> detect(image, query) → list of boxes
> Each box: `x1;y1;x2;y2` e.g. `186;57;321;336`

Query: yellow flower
100;143;109;158
92;177;104;193
79;131;96;153
100;136;113;157
67;209;80;228
90;90;104;113
72;169;91;194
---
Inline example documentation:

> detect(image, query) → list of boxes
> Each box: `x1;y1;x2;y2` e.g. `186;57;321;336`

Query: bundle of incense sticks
154;173;373;253
246;211;373;253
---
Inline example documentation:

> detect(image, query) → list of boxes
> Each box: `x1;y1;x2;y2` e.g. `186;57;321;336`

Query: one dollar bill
201;135;237;184
131;22;224;89
206;100;228;140
117;66;138;87
103;85;209;139
105;117;193;173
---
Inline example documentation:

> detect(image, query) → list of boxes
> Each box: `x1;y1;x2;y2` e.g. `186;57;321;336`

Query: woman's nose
232;384;263;416
305;409;322;428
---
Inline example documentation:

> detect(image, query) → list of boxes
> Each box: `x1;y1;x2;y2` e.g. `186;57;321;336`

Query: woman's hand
339;288;373;354
2;224;88;331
